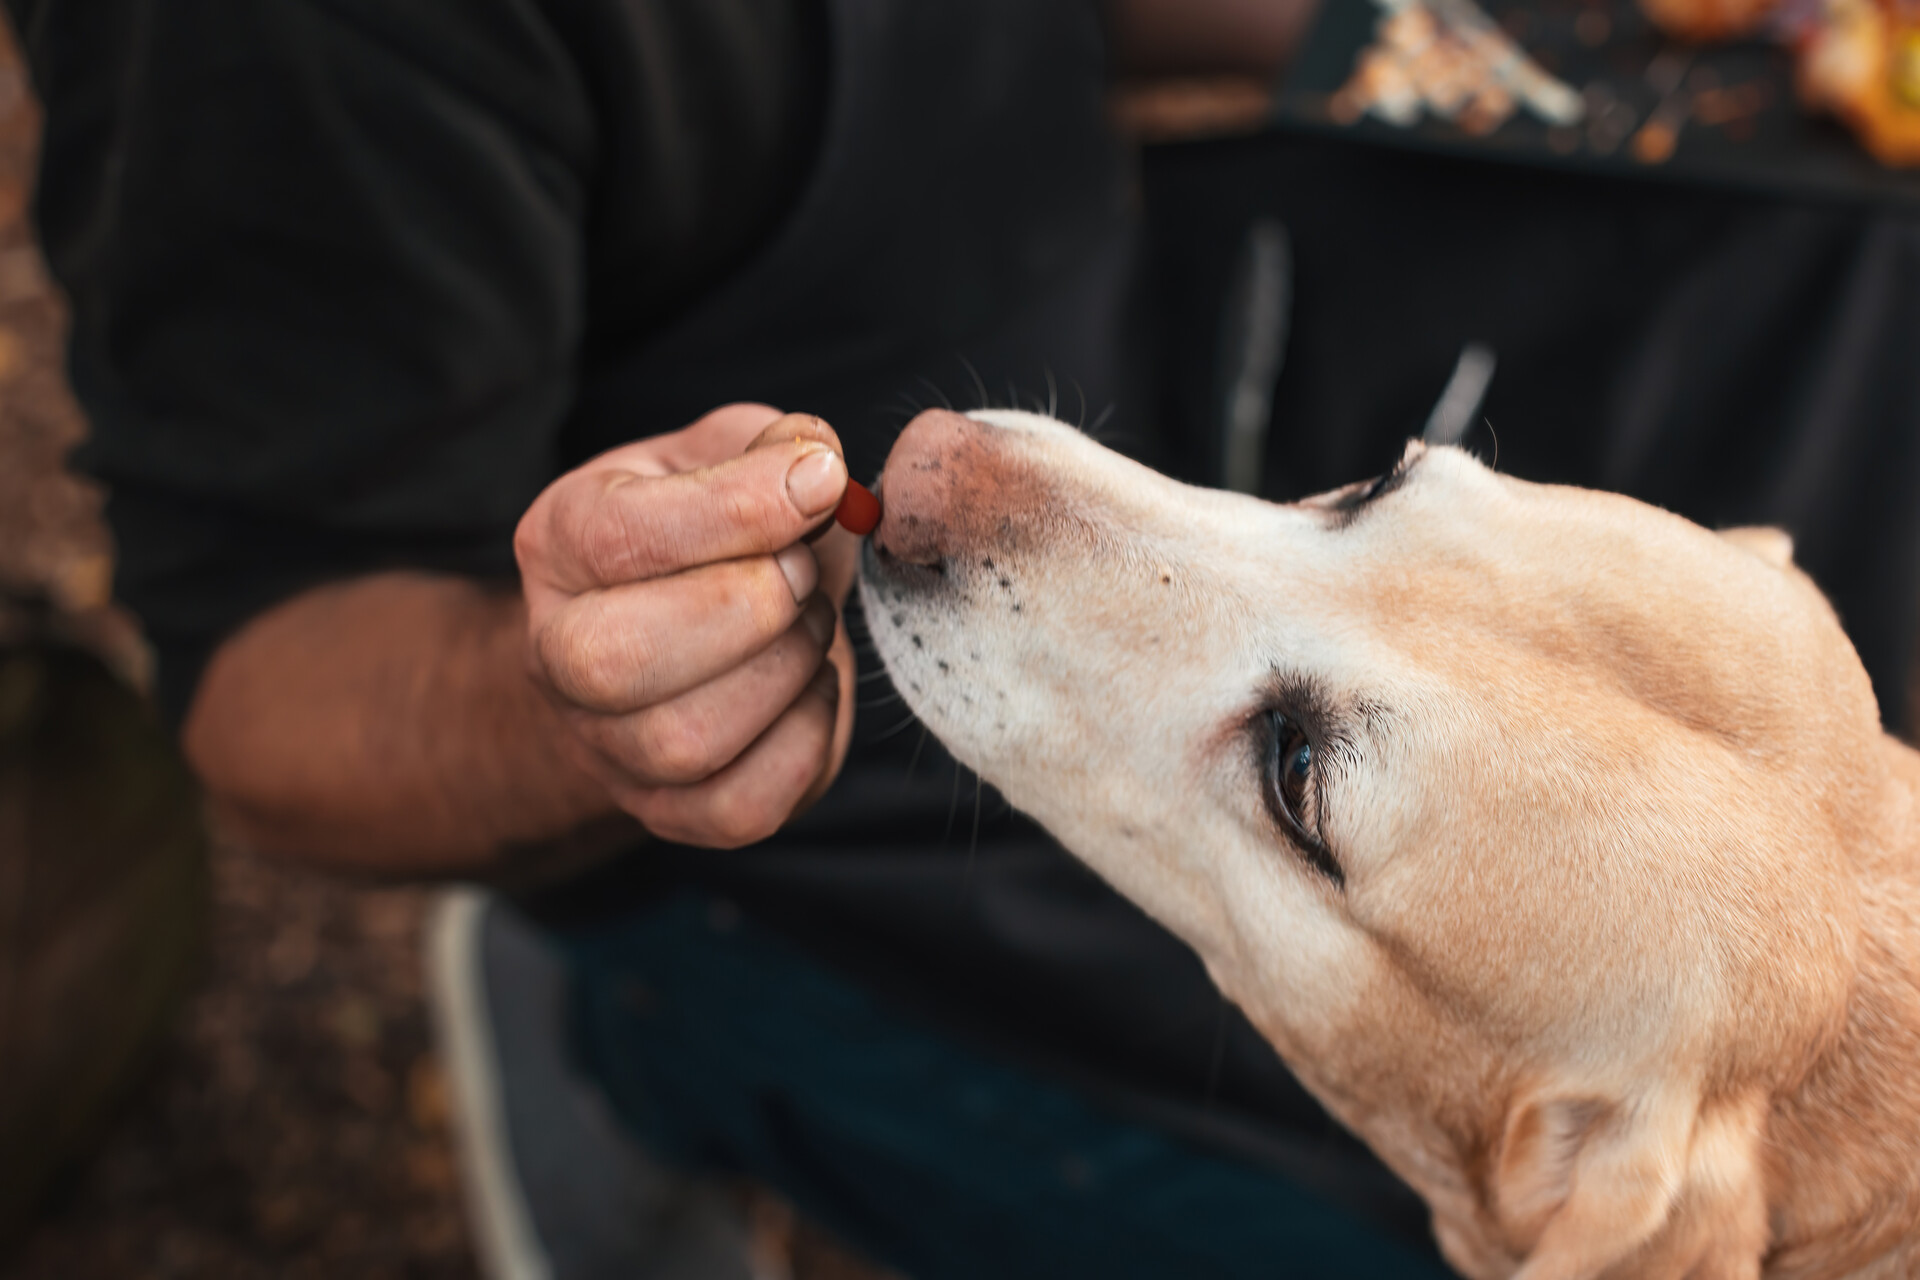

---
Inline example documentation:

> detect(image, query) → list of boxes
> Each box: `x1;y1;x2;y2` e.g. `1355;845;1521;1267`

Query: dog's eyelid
1256;703;1345;890
1369;443;1425;500
1324;444;1425;524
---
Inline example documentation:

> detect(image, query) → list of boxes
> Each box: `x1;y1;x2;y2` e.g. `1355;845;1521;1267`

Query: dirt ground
0;14;1268;1274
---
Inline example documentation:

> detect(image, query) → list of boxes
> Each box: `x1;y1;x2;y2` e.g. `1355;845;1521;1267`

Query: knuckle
552;478;600;552
582;503;643;585
620;792;692;846
531;621;575;690
542;607;649;708
743;561;801;639
717;478;791;546
641;709;724;785
549;473;650;586
706;800;780;850
554;648;614;708
511;506;544;574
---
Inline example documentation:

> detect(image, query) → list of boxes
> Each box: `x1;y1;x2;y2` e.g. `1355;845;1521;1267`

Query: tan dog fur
858;408;1920;1279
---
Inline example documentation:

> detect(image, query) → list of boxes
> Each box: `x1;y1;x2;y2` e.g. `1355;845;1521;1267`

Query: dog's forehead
1320;447;1702;579
1230;450;1864;745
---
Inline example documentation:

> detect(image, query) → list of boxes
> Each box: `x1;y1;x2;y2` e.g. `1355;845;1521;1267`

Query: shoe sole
425;886;556;1280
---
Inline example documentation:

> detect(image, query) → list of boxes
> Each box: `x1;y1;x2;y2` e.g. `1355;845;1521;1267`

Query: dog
858;407;1920;1279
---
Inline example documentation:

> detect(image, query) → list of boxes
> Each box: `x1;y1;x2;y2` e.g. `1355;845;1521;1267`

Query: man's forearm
184;572;619;878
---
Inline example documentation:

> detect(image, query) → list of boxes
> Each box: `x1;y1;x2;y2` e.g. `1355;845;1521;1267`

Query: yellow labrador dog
858;408;1920;1280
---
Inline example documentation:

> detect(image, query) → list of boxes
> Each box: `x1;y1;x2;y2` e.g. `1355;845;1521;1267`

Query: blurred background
0;10;484;1273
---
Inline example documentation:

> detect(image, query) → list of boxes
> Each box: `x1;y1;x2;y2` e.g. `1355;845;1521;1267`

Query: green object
0;609;208;1251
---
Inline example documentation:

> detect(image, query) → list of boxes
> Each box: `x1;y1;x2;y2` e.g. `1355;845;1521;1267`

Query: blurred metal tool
1217;218;1292;494
1422;341;1498;446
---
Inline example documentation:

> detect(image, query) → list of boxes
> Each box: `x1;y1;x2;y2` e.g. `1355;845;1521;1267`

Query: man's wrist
488;593;636;839
186;572;627;877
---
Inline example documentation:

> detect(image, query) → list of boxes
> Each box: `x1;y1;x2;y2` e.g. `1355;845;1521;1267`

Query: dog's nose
871;408;1009;568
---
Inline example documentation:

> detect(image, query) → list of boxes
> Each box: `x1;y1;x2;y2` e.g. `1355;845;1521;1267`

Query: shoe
425;887;758;1280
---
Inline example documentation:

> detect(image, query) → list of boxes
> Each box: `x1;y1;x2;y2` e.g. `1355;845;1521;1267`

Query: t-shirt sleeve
16;0;594;724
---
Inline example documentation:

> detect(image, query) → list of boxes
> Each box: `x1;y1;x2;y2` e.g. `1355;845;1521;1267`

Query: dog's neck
1762;736;1920;1277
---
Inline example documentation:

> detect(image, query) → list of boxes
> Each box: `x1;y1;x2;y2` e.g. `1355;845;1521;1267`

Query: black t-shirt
13;0;1441;1248
11;0;825;725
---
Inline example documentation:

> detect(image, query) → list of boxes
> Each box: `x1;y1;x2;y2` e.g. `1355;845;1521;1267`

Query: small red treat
834;477;881;535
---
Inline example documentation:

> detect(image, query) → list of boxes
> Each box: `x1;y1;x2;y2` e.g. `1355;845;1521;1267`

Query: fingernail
786;447;846;517
801;594;836;647
807;659;840;706
776;544;818;603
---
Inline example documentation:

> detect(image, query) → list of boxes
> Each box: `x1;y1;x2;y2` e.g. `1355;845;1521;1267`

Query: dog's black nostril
866;538;949;589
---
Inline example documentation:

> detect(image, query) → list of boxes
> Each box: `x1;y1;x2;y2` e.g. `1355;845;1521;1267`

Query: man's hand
515;404;859;849
183;402;860;875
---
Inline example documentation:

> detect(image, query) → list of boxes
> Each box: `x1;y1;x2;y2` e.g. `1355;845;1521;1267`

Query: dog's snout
872;408;1049;569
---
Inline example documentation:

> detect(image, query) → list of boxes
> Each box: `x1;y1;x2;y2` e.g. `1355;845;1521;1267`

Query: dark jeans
555;893;1453;1280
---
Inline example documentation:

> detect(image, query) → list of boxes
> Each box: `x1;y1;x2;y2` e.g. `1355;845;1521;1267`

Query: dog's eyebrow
1326;445;1424;525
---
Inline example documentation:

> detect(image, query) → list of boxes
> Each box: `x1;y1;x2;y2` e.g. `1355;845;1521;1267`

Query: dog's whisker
870;710;922;742
1088;402;1117;438
858;691;906;711
915;375;955;413
856;667;895;684
959;354;990;412
1044;366;1058;421
943;759;964;846
904;725;930;782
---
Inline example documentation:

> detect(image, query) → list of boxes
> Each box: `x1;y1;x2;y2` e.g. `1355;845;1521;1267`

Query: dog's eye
1265;711;1343;886
1266;714;1315;836
1278;729;1311;814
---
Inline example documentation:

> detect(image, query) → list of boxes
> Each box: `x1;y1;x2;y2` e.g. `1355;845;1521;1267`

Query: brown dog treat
834;478;881;535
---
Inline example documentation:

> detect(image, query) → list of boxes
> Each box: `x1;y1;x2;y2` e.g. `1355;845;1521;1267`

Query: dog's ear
1494;1085;1767;1280
1719;525;1794;569
1492;1093;1610;1251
